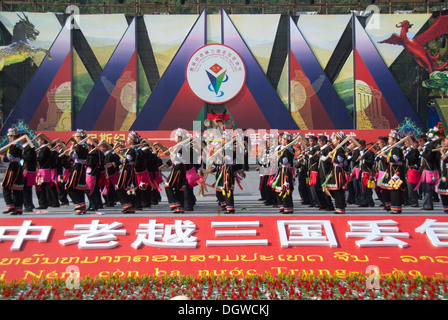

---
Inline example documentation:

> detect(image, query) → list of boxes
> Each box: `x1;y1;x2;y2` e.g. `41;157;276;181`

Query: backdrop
0;10;444;135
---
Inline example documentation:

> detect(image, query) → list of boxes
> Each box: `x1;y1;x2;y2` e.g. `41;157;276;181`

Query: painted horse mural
0;13;51;71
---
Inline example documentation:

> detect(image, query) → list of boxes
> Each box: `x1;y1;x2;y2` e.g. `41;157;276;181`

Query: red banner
0;215;447;282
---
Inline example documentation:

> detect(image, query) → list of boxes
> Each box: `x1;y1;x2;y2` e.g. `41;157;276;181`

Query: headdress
334;131;346;141
7;128;18;136
74;129;87;138
281;132;294;142
129;131;141;143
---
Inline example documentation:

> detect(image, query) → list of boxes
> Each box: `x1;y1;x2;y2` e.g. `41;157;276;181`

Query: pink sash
51;169;57;184
86;174;96;195
309;171;318;186
37;168;53;183
148;172;162;192
136;171;150;190
62;169;70;183
23;171;37;187
407;169;420;185
97;171;107;187
102;172;119;196
352;168;360;180
186;167;200;188
414;170;440;191
154;172;163;185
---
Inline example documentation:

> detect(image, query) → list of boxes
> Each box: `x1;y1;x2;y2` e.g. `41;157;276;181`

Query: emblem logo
186;44;246;104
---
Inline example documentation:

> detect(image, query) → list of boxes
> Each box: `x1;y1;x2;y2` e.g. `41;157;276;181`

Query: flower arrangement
427;122;445;141
0;272;447;300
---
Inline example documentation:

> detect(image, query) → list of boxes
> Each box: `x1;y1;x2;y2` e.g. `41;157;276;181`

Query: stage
0;166;447;283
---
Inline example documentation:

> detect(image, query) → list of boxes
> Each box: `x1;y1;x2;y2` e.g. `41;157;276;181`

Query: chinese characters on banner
0;216;446;282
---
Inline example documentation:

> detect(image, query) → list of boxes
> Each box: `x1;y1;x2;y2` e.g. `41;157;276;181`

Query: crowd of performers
1;125;448;215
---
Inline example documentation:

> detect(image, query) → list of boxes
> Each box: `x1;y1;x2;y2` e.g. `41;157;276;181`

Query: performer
161;129;188;214
273;132;295;214
404;136;420;207
418;132;440;210
135;139;155;209
437;135;448;213
345;140;356;205
151;150;163;206
306;135;322;209
35;134;58;209
213;131;246;214
357;140;375;207
115;131;140;214
213;131;230;211
316;135;335;211
55;141;70;206
20;129;37;212
325;132;348;214
48;140;60;208
184;133;202;211
380;130;406;214
101;140;121;208
374;136;389;209
349;139;361;206
85;139;105;211
266;133;283;208
65;129;89;215
257;133;276;206
295;139;311;206
1;128;24;215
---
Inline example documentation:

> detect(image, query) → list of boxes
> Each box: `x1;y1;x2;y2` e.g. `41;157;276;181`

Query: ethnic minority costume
307;139;324;208
116;132;140;214
273;132;295;214
65;132;89;215
214;142;244;214
296;143;312;206
358;142;375;207
438;149;448;213
85;144;106;211
349;145;361;205
325;132;348;214
163;135;188;214
317;137;335;211
374;137;389;209
258;135;276;206
102;145;121;207
1;128;24;215
184;137;202;211
379;131;405;214
56;146;71;206
420;137;439;210
404;140;420;207
21;134;37;212
35;142;50;209
135;143;157;209
48;145;60;207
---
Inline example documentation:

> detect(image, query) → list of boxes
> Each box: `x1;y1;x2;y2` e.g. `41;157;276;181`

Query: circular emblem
186;44;246;104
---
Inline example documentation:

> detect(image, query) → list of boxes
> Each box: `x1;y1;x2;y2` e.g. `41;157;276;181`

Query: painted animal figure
0;13;51;71
379;17;448;73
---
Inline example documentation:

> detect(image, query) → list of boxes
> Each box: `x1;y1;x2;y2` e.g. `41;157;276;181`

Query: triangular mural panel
1;16;72;134
222;10;297;130
75;17;137;131
289;16;353;129
131;10;206;130
353;15;423;129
